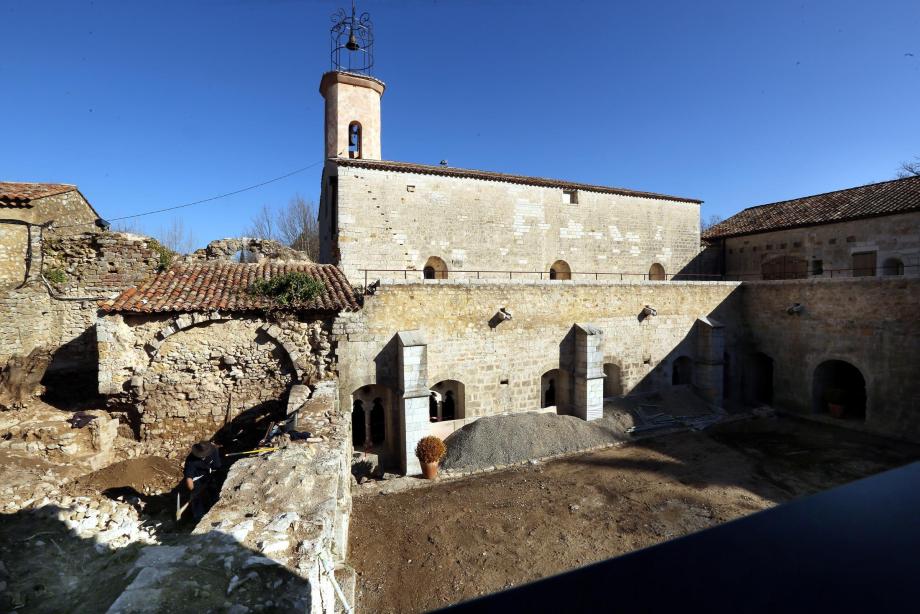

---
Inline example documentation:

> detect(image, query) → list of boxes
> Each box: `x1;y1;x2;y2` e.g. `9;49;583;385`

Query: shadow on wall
0;509;313;612
40;326;100;409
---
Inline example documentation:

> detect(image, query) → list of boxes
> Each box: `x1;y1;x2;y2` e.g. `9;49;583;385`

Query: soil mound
72;457;182;495
441;412;625;472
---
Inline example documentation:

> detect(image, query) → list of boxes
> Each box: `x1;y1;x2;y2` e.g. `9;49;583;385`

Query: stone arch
351;384;397;452
140;314;307;382
882;257;904;276
672;356;693;386
430;380;465;421
549;260;571;280
812;360;867;420
648;263;666;281
541;369;570;411
423;256;448;279
140;319;298;447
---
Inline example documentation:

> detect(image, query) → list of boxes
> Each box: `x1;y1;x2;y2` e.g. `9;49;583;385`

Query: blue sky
2;0;918;249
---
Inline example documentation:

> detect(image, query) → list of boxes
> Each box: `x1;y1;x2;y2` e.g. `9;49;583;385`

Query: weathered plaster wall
741;278;920;441
720;212;920;279
322;166;702;285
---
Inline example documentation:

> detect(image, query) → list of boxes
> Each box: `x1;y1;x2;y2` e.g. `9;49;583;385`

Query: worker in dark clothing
182;441;222;521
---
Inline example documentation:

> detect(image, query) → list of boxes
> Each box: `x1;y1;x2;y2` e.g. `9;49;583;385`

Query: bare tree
896;157;920;178
156;217;196;254
112;220;144;234
244;194;319;261
701;214;723;232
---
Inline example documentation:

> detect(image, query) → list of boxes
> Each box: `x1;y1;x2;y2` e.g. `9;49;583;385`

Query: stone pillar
695;317;725;406
396;331;429;475
572;323;605;421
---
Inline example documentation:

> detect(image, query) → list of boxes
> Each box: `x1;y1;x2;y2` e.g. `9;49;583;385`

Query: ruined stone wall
335;280;743;419
0;191;100;289
324;165;701;284
721;212;920;279
741;278;920;441
0;232;163;388
98;312;335;449
187;237;310;263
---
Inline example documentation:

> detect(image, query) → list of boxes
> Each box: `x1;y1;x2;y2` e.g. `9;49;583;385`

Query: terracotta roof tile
703;175;920;239
333;158;702;204
0;182;77;206
100;262;360;314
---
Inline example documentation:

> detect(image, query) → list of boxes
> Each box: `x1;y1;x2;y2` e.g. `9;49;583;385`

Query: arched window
541;369;567;411
423;256;448;279
882;257;904;276
348;121;362;159
549;260;571;280
648;263;666;281
429;380;465;421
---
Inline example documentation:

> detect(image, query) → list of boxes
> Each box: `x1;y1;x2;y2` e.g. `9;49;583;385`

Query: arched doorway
541;369;568;411
648;263;666;281
603;363;622;398
370;398;386;444
429;380;465;421
672;356;693;386
549;260;571;280
743;352;773;405
423;256;448;279
812;360;866;420
352;399;366;447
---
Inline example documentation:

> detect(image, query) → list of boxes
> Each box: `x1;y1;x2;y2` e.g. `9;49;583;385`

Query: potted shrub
415;435;446;479
825;387;846;418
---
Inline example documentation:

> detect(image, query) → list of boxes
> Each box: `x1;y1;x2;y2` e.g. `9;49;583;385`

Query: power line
54;159;329;229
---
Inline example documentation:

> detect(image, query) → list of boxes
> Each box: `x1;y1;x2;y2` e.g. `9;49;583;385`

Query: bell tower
320;1;385;160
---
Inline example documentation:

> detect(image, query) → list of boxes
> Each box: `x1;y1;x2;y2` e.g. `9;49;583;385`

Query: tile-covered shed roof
333;158;702;205
703;175;920;240
100;262;360;314
0;182;77;207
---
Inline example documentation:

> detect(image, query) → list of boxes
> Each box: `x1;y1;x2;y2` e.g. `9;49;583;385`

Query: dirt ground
348;415;920;613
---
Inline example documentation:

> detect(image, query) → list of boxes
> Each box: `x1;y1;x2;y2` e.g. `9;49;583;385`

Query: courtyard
349;415;920;613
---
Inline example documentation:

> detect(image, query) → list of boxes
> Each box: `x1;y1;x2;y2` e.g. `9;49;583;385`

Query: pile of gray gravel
440;412;627;472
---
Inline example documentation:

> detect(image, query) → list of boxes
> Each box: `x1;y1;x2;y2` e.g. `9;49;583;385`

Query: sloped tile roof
100;262;360;314
334;158;702;204
0;182;77;206
703;175;920;239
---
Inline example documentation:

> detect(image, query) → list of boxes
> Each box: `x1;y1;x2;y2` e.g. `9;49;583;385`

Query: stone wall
98;312;335;449
0;190;100;290
321;165;702;285
335;279;743;472
0;232;163;398
718;212;920;279
741;278;920;441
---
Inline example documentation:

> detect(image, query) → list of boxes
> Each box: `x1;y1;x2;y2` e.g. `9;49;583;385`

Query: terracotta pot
828;403;845;419
421;461;439;480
